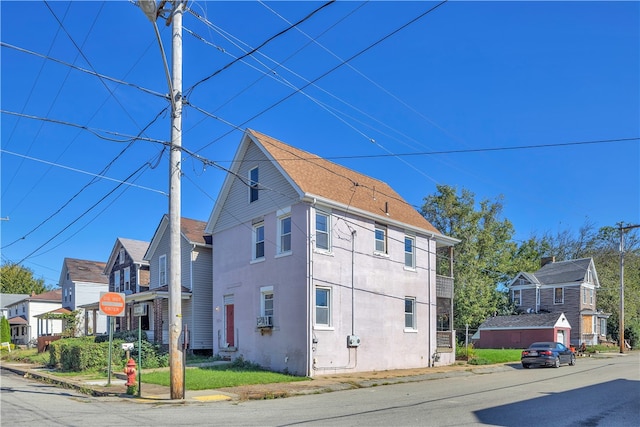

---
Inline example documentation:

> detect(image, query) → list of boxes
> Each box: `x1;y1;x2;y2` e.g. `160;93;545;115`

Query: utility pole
139;0;185;399
618;223;640;354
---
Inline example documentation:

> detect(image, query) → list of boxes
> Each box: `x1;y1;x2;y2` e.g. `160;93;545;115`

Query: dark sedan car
521;341;576;368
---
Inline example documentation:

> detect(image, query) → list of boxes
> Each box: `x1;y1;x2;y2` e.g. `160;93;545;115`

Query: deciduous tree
0;262;48;294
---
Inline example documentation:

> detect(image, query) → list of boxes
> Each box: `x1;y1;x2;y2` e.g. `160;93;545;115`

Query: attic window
119;249;125;264
249;167;259;203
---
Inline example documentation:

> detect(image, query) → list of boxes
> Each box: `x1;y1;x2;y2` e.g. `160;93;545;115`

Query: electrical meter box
347;335;361;347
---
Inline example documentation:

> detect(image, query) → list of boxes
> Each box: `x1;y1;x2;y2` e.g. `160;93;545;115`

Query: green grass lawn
473;348;522;364
141;365;307;390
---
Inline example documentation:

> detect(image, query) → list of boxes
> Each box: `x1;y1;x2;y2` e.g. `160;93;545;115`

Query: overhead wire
184;0;336;99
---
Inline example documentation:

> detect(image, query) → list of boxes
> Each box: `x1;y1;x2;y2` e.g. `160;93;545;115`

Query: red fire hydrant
124;358;137;387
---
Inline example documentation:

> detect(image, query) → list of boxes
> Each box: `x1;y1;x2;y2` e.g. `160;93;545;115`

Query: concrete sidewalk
1;360;515;404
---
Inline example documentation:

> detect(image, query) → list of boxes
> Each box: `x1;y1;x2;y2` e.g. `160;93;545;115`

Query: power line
1;149;168;196
184;0;336;98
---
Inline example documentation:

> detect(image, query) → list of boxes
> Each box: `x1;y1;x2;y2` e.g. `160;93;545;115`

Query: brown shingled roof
181;217;208;245
28;288;62;302
64;258;108;284
248;129;442;235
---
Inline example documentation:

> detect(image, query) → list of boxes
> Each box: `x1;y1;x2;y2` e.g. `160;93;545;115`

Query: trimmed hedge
49;334;168;372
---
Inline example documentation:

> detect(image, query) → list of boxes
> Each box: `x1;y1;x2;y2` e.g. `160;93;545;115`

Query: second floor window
159;255;167;286
124;267;131;291
278;215;291;254
253;223;265;260
375;223;387;254
114;272;121;292
554;287;563;304
249;167;259;203
404;236;415;268
315;211;330;251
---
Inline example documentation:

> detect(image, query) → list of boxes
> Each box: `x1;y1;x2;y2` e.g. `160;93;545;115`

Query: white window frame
159;254;167;286
404;297;416;330
315;210;331;252
253;222;265;261
583;288;587;304
249;166;259;203
315;287;331;327
590;288;594;305
554;287;564;304
513;289;522;306
114;272;121;292
260;286;274;319
119;248;125;265
124;267;131;292
277;210;292;255
375;223;387;254
404;235;416;269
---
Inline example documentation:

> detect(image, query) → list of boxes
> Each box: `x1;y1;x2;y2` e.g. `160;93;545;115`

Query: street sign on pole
99;292;126;317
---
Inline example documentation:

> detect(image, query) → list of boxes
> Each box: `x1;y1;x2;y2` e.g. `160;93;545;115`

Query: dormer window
249;167;259;203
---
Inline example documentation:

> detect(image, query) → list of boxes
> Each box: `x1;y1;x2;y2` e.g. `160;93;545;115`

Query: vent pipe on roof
385;201;389;216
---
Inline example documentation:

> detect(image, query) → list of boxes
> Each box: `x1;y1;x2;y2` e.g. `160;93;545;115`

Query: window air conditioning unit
347;335;361;348
256;316;273;328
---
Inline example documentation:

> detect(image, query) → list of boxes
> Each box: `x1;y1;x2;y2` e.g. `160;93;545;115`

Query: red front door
225;304;234;347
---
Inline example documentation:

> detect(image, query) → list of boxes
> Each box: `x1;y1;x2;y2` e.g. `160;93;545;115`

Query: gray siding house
508;257;610;346
135;215;213;352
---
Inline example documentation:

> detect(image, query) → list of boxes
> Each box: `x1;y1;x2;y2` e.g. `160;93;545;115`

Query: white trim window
253;222;265;260
119;248;125;264
590;288;594;305
583;288;587;304
124;267;131;292
554;287;564;304
114;272;121;292
405;297;416;330
375;223;387;254
315;287;331;327
315;211;331;251
277;214;292;254
261;286;274;319
249;166;259;203
513;289;522;306
404;235;415;268
159;254;167;286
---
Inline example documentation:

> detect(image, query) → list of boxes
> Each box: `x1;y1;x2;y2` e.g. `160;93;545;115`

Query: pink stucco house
206;130;458;376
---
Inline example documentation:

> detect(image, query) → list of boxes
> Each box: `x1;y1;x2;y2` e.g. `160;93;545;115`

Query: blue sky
1;1;638;287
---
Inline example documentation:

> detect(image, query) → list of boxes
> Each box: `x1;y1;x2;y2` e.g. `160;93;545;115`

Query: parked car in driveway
521;342;576;368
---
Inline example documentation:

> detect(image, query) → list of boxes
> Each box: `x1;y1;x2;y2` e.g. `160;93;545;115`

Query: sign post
99;292;126;386
133;303;147;397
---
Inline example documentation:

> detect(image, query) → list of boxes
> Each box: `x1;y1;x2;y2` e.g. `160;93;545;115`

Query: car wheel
522;363;530;369
569;354;576;366
553;356;561;368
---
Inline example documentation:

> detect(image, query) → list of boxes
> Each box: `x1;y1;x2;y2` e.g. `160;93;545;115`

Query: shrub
49;336;167;371
1;316;10;343
94;329;147;343
456;342;476;361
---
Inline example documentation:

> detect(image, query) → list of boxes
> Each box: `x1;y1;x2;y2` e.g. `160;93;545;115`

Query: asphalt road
2;352;639;426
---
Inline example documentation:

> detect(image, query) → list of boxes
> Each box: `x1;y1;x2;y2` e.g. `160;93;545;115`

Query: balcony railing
437;331;454;349
436;275;454;298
